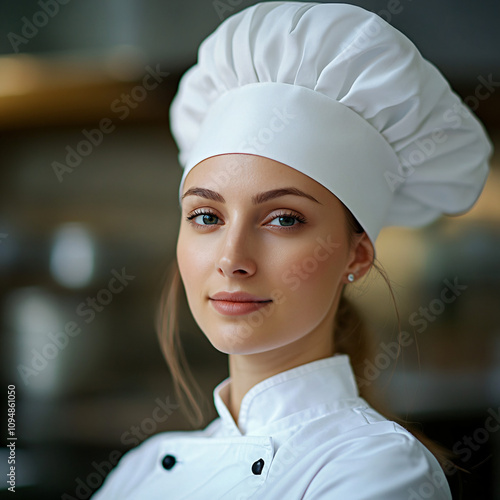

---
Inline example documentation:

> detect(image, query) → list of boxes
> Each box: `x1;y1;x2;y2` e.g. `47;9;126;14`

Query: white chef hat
169;1;492;245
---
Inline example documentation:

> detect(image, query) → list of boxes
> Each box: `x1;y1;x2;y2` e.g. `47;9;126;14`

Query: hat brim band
179;82;400;245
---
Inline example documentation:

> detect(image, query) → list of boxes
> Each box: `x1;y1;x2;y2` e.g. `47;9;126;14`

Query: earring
347;273;355;283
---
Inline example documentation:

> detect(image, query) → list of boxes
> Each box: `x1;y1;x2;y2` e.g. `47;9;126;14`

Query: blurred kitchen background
0;0;499;498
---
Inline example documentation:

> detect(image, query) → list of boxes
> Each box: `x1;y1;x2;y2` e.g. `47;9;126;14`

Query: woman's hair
155;206;454;472
339;209;455;469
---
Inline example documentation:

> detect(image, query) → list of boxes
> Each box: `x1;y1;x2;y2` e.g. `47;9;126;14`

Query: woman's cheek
276;241;344;296
178;232;210;276
178;236;200;295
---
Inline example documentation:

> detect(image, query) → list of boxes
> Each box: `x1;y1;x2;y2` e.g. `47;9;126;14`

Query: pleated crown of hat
170;1;492;244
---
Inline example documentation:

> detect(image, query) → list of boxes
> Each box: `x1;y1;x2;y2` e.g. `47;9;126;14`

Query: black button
162;454;176;470
252;458;264;475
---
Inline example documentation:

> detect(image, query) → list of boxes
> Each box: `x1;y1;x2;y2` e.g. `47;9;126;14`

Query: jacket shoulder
303;421;452;500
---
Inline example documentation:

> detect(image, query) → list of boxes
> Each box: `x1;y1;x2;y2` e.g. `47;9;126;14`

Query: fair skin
177;154;374;426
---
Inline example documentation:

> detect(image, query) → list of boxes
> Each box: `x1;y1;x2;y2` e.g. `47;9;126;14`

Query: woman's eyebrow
182;186;321;205
181;187;225;202
252;187;321;205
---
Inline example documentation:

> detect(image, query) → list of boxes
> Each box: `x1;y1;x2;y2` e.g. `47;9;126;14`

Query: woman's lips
209;292;272;316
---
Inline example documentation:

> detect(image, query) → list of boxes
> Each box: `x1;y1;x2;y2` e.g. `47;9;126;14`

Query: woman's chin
203;325;277;355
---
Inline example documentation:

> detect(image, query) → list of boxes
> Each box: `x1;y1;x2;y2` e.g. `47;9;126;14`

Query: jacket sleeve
302;429;452;500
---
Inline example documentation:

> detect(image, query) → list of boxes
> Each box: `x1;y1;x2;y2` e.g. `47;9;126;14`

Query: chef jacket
92;355;452;499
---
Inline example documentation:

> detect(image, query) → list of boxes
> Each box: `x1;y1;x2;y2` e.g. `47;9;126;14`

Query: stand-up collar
213;354;360;436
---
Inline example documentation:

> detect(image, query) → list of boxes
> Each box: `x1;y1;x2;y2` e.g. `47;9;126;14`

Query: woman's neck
226;333;335;427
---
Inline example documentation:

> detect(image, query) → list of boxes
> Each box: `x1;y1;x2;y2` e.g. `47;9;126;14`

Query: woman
93;2;491;499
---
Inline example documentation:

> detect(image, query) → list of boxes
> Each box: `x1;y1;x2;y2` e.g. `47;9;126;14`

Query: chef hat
170;1;492;244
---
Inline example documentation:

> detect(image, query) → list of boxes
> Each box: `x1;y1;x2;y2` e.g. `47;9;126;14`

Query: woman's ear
343;233;374;284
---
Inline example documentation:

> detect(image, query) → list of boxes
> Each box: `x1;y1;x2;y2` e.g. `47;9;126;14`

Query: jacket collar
213;354;360;436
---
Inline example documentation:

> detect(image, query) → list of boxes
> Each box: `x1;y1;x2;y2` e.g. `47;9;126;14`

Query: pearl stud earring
347;273;355;283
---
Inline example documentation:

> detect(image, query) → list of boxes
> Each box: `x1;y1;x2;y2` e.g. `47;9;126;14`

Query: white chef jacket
92;355;452;499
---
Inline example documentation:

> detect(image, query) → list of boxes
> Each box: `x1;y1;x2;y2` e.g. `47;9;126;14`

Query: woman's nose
216;227;257;278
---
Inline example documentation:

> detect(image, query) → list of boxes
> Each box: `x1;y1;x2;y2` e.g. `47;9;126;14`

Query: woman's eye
267;213;306;227
198;214;219;225
187;212;221;226
186;210;305;229
269;216;297;227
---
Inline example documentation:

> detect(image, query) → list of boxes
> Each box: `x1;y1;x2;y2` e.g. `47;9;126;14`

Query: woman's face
177;154;372;356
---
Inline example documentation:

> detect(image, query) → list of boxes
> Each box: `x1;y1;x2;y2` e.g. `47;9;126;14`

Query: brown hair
155;208;454;471
339;208;455;472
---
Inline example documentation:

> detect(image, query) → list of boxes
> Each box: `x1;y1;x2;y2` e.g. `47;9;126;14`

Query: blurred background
0;0;499;498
